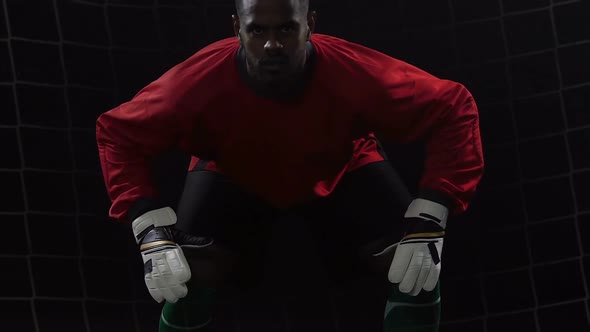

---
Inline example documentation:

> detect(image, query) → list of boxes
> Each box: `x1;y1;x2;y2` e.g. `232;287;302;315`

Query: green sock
383;282;441;332
159;284;217;332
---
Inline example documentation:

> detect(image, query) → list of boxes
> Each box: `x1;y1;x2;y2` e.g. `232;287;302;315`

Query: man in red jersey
96;0;484;330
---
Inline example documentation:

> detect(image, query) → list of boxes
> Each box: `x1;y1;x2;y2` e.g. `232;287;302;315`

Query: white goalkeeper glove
132;207;212;303
388;198;448;296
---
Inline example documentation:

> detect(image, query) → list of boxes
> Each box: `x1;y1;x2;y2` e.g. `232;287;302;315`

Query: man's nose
264;34;284;53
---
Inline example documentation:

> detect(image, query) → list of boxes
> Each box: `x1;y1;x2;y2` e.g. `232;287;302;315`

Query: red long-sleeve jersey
96;33;484;223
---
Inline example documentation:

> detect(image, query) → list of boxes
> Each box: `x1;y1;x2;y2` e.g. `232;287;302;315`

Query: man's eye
252;27;263;35
281;26;295;33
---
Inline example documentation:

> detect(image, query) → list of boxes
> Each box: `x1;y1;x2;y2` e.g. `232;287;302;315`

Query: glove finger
165;247;182;270
148;287;164;303
145;259;165;303
152;256;179;303
145;274;164;303
156;276;180;303
423;264;441;292
161;285;179;303
388;245;413;283
169;248;192;283
154;252;173;277
410;255;432;296
399;250;424;293
171;283;189;300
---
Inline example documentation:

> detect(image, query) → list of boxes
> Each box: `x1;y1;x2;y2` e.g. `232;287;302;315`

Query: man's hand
388;198;448;296
132;207;212;303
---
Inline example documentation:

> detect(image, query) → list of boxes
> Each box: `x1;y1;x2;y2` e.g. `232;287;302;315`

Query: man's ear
232;14;241;39
307;10;317;39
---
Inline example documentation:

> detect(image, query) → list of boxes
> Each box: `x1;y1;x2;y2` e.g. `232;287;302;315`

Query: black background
1;0;589;331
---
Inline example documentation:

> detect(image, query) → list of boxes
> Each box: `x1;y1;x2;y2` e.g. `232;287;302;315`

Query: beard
245;52;306;85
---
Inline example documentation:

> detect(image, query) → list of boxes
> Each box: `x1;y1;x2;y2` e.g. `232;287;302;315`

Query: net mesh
1;0;589;331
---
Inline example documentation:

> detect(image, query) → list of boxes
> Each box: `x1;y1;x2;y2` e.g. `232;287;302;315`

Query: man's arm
96;78;189;223
364;62;484;216
358;60;484;295
96;69;219;304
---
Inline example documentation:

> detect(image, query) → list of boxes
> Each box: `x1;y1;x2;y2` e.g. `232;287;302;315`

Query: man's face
233;0;314;84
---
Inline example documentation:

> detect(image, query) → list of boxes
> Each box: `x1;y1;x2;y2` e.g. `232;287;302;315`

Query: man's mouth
261;58;288;67
263;63;283;70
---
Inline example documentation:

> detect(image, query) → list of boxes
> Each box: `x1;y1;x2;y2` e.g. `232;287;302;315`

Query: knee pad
182;243;237;288
183;241;267;293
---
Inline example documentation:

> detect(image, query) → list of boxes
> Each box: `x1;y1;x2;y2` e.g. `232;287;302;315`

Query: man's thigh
297;161;414;284
174;168;277;291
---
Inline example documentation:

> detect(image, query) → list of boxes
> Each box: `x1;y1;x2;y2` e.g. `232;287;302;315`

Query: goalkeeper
95;0;484;330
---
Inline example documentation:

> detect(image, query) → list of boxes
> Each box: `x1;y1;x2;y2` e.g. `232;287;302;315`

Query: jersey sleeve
96;82;185;222
96;58;204;221
96;38;238;223
364;61;484;216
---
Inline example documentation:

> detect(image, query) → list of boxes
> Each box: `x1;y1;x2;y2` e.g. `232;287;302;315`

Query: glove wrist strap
132;207;177;244
404;198;448;229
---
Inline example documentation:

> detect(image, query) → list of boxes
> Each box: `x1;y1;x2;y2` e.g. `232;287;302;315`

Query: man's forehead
241;0;303;19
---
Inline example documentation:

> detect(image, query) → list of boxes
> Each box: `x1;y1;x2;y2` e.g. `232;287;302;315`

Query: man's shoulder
195;37;240;56
312;33;402;68
160;37;239;83
311;34;400;90
180;37;240;71
144;37;239;104
312;33;437;85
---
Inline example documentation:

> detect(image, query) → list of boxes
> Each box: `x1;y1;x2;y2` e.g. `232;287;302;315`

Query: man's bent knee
182;243;237;288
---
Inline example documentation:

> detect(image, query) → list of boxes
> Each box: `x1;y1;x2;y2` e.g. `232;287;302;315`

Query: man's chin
257;74;291;85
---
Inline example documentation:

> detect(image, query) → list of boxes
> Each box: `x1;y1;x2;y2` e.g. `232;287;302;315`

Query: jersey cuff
418;189;452;211
127;197;167;223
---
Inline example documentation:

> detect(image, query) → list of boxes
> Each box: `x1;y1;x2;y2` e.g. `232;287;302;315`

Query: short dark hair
235;0;309;17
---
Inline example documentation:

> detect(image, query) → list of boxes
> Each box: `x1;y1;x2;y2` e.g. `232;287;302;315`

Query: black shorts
174;160;413;290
